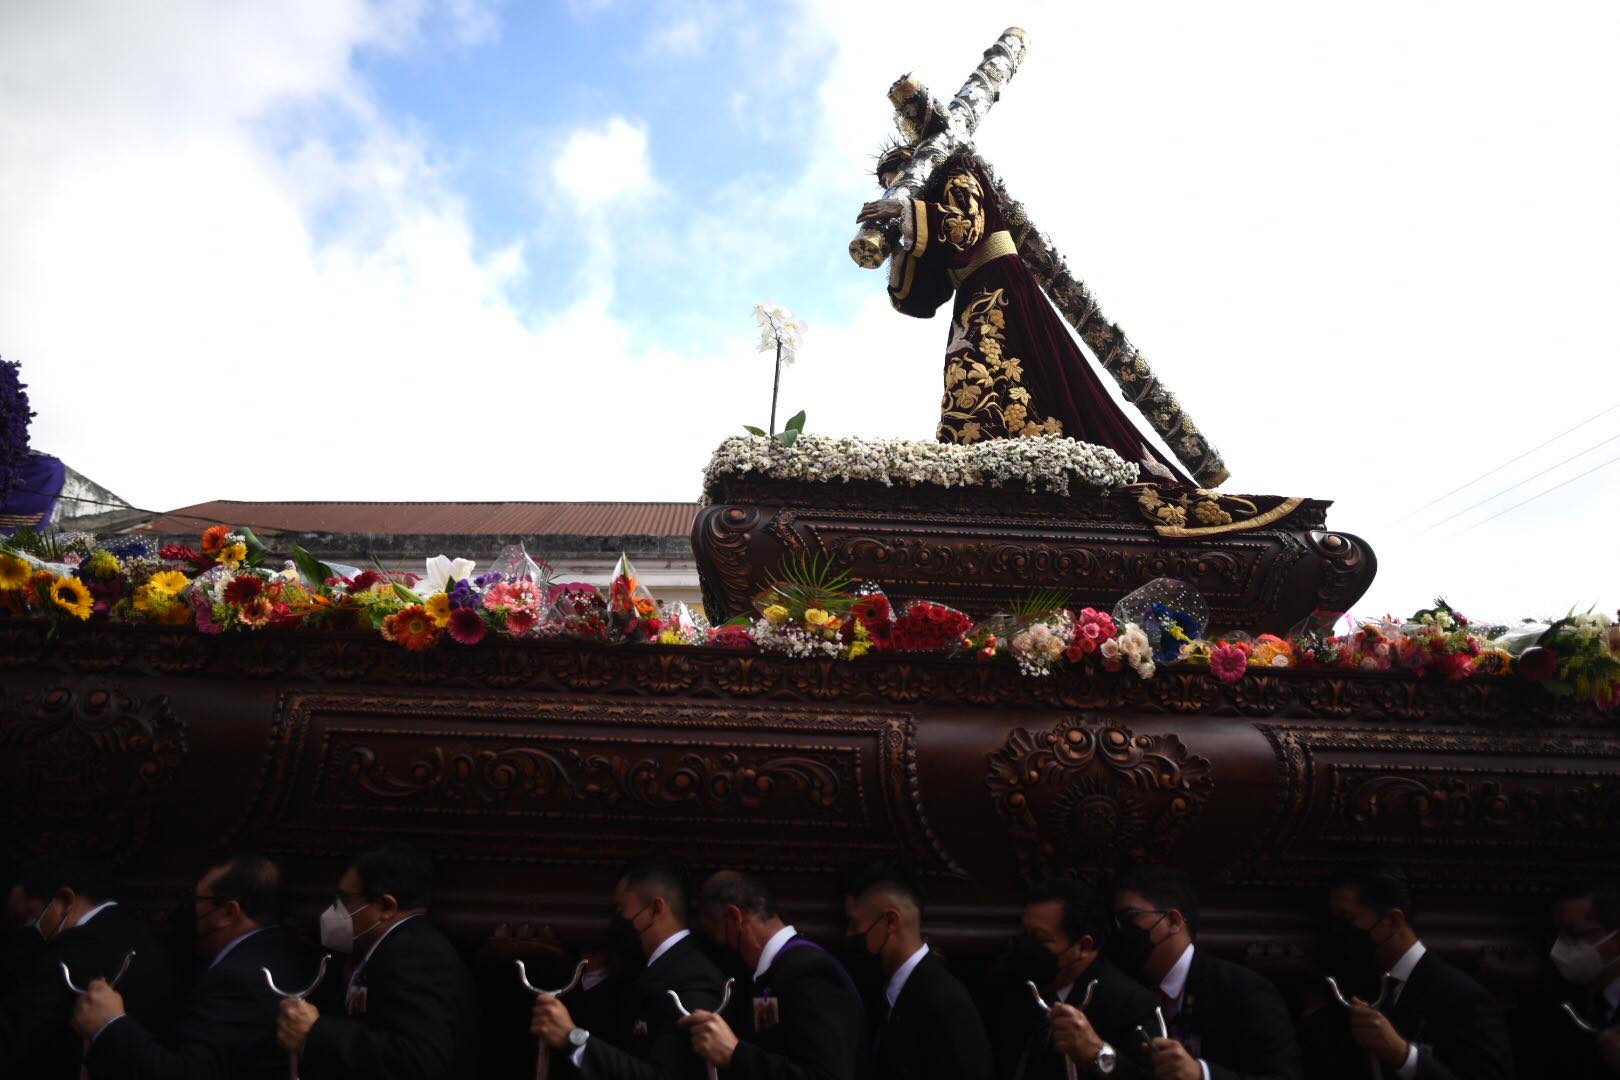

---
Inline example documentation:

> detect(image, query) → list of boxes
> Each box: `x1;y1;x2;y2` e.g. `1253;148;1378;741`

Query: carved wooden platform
693;476;1377;633
3;618;1610;1006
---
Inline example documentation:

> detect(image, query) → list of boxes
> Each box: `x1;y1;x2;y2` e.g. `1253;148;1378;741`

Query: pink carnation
1209;643;1248;683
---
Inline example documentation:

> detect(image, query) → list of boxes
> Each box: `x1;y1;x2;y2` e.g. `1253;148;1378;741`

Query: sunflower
424;592;451;628
382;604;441;651
50;576;94;620
200;525;231;555
0;552;30;591
147;570;190;594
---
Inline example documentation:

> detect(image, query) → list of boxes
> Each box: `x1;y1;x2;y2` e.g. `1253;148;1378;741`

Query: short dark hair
208;851;284;924
843;857;926;914
1115;865;1200;939
20;855;115;904
1332;862;1414;921
697;870;778;921
621;855;691;924
1556;882;1620;931
353;840;433;909
1026;878;1110;948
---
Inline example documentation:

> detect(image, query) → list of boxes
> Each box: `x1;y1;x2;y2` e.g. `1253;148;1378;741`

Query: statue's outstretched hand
857;200;903;224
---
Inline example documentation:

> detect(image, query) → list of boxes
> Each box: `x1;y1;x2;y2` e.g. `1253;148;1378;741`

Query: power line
1456;452;1620;536
1416;430;1620;535
1399;401;1620;523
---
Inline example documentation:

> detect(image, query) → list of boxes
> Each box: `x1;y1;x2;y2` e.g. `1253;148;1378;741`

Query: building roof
132;501;701;538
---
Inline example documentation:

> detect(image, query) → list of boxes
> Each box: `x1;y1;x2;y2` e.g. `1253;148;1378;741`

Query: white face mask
319;900;373;954
1549;929;1618;985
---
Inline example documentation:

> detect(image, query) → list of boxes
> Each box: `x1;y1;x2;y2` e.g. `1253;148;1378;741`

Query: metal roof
133;501;700;538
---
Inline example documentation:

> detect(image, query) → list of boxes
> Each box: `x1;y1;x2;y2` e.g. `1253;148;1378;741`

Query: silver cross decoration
1560;1001;1600;1035
1325;974;1398;1080
850;28;1230;488
62;950;136;1080
263;955;332;1080
1026;979;1096;1080
517;958;588;1080
668;977;736;1080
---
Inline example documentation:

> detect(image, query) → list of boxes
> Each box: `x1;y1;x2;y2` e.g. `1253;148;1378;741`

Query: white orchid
753;303;805;365
418;555;476;596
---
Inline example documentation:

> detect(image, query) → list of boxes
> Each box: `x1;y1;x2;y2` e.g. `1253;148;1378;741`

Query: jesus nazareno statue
858;146;1193;486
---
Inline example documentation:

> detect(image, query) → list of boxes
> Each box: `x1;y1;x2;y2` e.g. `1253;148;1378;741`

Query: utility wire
1457;452;1620;536
1416;430;1620;535
1399;401;1620;523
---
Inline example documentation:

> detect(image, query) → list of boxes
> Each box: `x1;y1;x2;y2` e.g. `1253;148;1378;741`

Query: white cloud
550;117;657;209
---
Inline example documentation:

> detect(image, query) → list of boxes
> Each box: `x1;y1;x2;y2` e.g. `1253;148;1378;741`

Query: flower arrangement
703;432;1138;501
748;303;807;443
891;600;973;654
4;526;1616;712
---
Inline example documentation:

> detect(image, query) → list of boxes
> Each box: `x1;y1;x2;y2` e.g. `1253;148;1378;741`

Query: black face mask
1008;932;1066;986
835;926;887;999
606;903;652;966
1106;915;1165;978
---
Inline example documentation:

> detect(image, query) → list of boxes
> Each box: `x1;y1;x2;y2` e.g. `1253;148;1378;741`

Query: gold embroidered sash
949;230;1017;287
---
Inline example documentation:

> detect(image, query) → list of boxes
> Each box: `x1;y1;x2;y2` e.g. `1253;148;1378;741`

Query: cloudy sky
3;1;1615;621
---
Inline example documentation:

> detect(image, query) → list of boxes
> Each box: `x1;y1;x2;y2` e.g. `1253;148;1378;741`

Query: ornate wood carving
0;684;188;862
231;692;964;876
1237;725;1620;888
986;716;1214;881
694;477;1370;631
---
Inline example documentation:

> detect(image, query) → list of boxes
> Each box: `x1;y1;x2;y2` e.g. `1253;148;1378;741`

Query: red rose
1516;646;1559;681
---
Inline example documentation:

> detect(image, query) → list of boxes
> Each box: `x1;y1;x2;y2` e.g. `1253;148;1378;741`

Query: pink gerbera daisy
447;607;487;646
506;607;540;636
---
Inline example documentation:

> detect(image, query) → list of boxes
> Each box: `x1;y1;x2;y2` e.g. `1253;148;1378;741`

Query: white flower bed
702;433;1138;501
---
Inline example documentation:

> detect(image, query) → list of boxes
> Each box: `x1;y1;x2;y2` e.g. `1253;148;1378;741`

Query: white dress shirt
885;944;930;1010
755;925;798;980
1157;944;1210;1080
1387;941;1427;1079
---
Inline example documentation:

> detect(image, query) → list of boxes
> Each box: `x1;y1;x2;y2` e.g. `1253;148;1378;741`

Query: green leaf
393;583;422;605
238;527;270;567
721;614;754;627
743;425;767;437
773;429;800;446
293;544;338;589
784;410;806;432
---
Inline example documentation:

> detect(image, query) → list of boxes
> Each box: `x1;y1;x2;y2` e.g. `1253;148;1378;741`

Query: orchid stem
769;335;783;435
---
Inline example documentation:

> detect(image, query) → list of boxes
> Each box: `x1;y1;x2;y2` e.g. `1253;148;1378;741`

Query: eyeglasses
1114;907;1168;931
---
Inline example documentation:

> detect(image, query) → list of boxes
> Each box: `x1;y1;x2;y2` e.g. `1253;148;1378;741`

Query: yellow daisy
424;592;451;628
0;552;30;590
147;570;190;594
50;576;94;620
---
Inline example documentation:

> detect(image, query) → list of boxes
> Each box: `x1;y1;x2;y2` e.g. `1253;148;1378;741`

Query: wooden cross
850;28;1230;488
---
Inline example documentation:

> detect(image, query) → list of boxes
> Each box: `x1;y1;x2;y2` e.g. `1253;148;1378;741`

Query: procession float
3;30;1616;1061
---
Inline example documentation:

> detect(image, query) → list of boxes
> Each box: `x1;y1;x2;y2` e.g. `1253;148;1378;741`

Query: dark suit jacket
579;932;727;1080
994;956;1158;1080
1170;946;1301;1080
1384;950;1514;1080
85;925;321;1080
871;949;990;1080
0;904;176;1080
1518;984;1618;1080
300;915;477;1080
730;935;866;1080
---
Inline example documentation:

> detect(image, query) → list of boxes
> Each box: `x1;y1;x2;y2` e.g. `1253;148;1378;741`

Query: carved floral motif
987;716;1214;881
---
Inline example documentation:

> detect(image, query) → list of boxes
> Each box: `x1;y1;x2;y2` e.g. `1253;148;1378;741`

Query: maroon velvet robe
887;156;1192;486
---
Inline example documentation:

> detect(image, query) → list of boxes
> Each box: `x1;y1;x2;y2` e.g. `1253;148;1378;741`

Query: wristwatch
567;1027;590;1049
1092;1042;1117;1075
